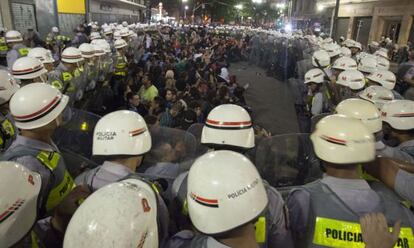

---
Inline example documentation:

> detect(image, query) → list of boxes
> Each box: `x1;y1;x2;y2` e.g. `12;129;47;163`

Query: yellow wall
57;0;86;14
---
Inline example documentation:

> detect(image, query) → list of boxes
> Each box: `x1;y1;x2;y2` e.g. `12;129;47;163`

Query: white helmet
304;68;325;84
343;39;355;48
332;57;357;71
64;179;158;248
103;27;112;35
348;41;362;50
336;70;365;90
339;46;351;57
97;41;111;54
336;99;382;133
374;50;389;60
93;110;151;156
120;28;130;37
376;56;390;71
93;44;105;57
381;100;414;130
5;30;23;43
90;32;101;40
187;150;268;234
11;57;48;80
113;31;122;40
61;47;84;63
311;114;375;164
323;43;341;57
122;21;128;27
0;70;19;105
10;83;69;130
201;104;254;149
52;26;59;33
78;43;95;59
0;161;41;248
367;70;396;90
359;86;394;109
27;47;55;64
114;38;128;49
358;57;378;74
312;50;331;67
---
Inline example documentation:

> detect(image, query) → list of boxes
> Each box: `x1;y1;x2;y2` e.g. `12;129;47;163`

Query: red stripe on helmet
13;96;61;120
206;119;252;127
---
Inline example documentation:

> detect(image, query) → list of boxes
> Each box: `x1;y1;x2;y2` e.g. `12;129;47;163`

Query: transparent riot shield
186;123;209;156
53;108;101;177
255;133;322;197
310;113;331;132
140;126;197;180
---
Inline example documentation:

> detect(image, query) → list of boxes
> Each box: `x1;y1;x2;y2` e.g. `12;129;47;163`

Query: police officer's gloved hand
51;185;91;234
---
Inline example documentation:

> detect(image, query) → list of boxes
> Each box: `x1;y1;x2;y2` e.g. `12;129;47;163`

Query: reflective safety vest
50;71;76;93
18;47;29;57
1;146;76;213
114;53;127;76
0;37;8;54
298;180;414;248
0;113;17;152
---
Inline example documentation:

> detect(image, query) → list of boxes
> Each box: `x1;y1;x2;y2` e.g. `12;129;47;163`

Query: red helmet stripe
13;95;61;120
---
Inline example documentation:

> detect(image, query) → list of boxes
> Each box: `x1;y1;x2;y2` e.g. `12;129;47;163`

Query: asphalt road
230;62;299;135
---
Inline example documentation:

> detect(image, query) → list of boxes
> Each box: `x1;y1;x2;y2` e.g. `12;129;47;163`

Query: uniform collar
57;62;69;71
398;139;414;148
321;174;371;190
206;237;231;248
101;161;135;176
13;135;58;152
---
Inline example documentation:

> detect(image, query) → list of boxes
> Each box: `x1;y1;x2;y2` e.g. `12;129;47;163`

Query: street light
184;5;189;19
182;0;188;2
252;0;263;4
235;4;243;10
317;4;325;12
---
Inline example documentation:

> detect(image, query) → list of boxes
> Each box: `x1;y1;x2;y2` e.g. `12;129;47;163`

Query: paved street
231;62;299;135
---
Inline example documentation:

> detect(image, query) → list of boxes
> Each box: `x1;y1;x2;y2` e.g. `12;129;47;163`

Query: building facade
291;0;414;46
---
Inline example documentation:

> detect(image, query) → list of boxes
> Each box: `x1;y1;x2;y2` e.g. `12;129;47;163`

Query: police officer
46;27;70;60
171;104;293;248
113;38;128;78
380;100;414;163
64;178;159;248
1;83;75;217
336;70;366;100
0;27;8;67
75;110;151;191
11;57;49;86
27;47;56;72
169;150;269;248
358;57;378;77
48;47;84;106
287;114;414;247
366;70;403;99
0;70;19;152
5;30;29;70
359;85;395;110
304;68;331;117
78;43;96;103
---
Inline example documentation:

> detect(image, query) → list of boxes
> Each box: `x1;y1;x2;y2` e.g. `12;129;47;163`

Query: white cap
114;39;128;49
61;47;84;63
64;179;158;248
11;57;48;80
323;43;341;57
10;83;69;129
201;104;254;149
304;68;325;84
93;110;151;156
332;57;358;71
367;70;396;90
336;98;382;133
0;70;19;105
311;114;375;164
336;70;365;90
187;150;268;234
27;47;55;64
381;100;414;130
0;161;41;248
359;86;394;109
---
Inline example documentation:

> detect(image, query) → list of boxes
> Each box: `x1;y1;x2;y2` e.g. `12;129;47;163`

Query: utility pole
331;0;340;38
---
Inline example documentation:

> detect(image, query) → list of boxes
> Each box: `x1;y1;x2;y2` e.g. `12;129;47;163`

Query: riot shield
255;133;322;196
140;126;197;179
53;108;101;176
186;123;209;156
310;113;331;132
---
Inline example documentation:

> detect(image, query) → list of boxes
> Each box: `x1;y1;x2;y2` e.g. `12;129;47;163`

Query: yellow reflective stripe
313;217;414;248
31;231;40;248
114;71;126;76
181;199;189;215
37;152;59;170
51;80;63;90
62;72;73;82
18;48;29;56
0;45;7;52
73;69;81;78
45;170;75;211
2;119;15;137
357;164;378;182
255;217;266;243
